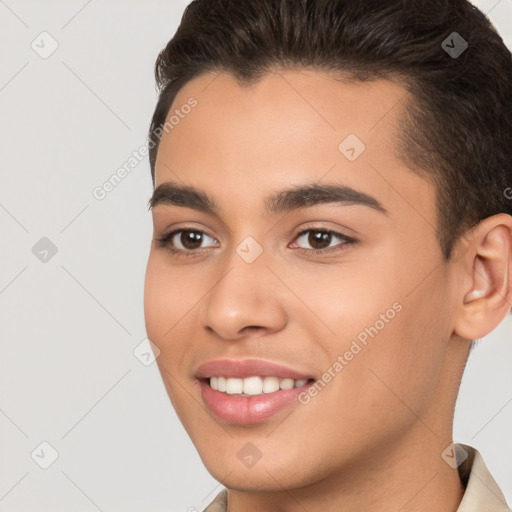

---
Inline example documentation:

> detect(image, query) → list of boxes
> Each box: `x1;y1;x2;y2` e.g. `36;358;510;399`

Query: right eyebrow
148;182;218;215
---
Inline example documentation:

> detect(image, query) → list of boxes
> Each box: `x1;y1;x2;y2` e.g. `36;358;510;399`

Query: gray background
0;1;511;511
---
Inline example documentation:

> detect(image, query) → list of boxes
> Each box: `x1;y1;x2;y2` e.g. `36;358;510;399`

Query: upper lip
195;359;314;380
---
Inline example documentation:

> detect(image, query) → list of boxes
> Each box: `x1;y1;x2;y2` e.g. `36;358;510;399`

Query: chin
194;438;317;492
204;465;299;492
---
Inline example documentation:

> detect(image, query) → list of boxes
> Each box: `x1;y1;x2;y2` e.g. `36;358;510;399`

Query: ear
453;213;512;341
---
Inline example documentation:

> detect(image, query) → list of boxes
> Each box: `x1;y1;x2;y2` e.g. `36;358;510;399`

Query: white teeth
209;376;309;395
262;376;280;393
217;376;226;392
225;377;243;395
279;378;294;390
243;376;263;395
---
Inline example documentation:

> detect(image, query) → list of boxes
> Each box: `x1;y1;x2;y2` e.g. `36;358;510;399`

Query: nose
201;250;288;341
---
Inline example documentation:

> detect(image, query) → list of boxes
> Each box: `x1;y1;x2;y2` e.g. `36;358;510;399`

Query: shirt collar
455;444;510;512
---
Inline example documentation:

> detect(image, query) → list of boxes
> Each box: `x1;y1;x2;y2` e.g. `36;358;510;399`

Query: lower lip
198;379;312;425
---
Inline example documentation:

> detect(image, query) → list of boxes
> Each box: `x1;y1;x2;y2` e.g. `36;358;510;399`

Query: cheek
144;253;209;377
144;256;197;416
352;287;451;423
143;256;167;341
143;254;187;366
144;253;190;338
296;258;446;414
286;260;402;353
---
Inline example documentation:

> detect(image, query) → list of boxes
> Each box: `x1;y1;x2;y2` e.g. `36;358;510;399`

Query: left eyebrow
264;182;388;216
148;181;388;216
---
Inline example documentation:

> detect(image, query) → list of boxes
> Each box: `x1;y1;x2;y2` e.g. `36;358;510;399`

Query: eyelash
154;226;356;258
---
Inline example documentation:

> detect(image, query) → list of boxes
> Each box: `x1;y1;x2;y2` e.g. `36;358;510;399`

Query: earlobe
454;216;512;341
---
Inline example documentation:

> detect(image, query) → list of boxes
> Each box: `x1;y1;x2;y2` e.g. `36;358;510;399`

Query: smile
208;375;309;395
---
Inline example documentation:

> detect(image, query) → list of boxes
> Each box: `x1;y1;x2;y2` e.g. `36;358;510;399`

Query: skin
144;69;512;512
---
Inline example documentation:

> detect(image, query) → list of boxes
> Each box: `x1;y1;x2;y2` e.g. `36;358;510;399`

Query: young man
143;0;512;510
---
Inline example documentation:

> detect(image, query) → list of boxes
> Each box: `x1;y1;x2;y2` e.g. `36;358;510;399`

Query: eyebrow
148;181;388;216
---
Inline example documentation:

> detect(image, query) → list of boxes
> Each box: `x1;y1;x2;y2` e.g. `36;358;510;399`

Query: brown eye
307;231;333;250
175;230;206;250
154;228;219;255
292;228;355;253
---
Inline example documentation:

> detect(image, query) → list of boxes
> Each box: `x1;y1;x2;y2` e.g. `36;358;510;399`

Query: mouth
194;359;317;425
198;377;315;425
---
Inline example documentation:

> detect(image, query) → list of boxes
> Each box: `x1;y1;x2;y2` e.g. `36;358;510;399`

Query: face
144;69;464;491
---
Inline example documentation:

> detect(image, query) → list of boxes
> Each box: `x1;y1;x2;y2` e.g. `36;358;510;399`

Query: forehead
154;69;436;224
157;69;406;173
